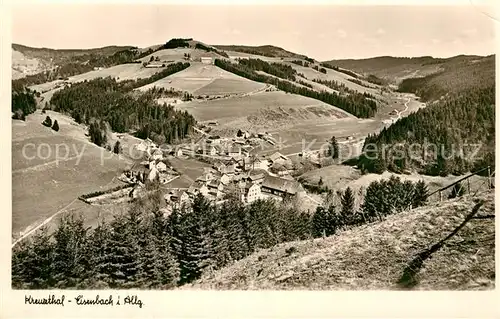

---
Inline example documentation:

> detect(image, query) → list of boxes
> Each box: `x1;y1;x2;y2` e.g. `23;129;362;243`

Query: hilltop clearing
187;190;494;290
136;63;266;96
177;91;353;130
214;44;313;60
30;63;169;94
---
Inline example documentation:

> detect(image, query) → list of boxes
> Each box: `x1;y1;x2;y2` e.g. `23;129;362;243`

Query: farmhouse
261;175;301;199
196;171;214;183
201;57;213;64
150;149;164;161
156;161;167;172
243;157;268;171
187;181;209;197
205;145;218;156
269;152;291;165
135;138;156;152
170;190;190;207
244;183;261;204
145;63;164;68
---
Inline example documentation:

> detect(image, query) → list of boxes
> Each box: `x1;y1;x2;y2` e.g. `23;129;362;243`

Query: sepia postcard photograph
2;0;499;317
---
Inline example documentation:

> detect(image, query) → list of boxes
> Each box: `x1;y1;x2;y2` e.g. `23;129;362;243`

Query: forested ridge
12;47;150;90
358;86;495;175
12;177;429;289
397;55;495;102
215;58;377;118
48;62;194;144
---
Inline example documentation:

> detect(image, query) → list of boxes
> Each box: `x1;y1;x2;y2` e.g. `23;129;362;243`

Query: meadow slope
187;190;494;290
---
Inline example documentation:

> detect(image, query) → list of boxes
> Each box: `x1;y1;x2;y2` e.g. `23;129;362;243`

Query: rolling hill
187;190;495;290
12;43;135;79
214;44;313;60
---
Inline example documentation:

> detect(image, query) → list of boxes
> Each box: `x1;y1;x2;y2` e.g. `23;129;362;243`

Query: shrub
51;120;59;132
42;116;52;127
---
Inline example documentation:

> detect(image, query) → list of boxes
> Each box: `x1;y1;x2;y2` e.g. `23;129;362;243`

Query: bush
42;116;52;127
51;120;59;132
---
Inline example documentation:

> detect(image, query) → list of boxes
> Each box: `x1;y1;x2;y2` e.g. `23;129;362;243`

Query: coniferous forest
48;62;195;144
12;177;428;289
12;87;37;120
358;86;495;175
214;58;378;118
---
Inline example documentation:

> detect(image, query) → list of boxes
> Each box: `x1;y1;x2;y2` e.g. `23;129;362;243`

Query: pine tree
17;227;56;289
100;213;142;288
113;141;121;154
51;120;59;132
330;136;340;159
340;187;355;225
312;205;337;237
42;116;52;127
449;182;466;199
412;180;429;208
52;214;89;288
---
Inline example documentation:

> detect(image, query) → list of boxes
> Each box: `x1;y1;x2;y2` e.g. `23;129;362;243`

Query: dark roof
262;175;299;195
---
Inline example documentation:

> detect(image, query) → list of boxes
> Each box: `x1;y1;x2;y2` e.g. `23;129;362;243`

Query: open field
177;91;353;124
188;190;495;290
167;156;211;184
12;111;131;239
138;47;223;63
286;62;382;96
137;63;266;95
299;164;493;197
29;63;167;93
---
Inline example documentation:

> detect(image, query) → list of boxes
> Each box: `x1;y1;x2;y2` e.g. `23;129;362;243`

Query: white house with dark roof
261;175;301;199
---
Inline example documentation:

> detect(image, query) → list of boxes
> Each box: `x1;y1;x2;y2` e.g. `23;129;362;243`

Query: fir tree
51;120;59;132
412;180;429;208
52;214;89;288
113;141;121;154
340;187;356;225
330;136;340;159
42;116;52;127
449;182;466;199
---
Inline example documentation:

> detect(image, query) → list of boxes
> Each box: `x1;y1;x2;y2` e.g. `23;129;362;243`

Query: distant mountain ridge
323;54;494;83
213;44;314;61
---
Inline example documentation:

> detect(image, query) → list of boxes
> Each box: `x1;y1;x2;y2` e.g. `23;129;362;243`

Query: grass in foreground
187;190;494;290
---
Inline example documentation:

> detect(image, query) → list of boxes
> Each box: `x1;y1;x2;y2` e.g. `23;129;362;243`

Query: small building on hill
261;175;301;199
201;57;213;64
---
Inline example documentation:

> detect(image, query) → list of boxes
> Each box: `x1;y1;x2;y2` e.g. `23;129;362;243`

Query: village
75;125;326;215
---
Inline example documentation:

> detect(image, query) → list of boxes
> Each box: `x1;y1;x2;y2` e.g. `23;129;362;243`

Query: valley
11;36;495;292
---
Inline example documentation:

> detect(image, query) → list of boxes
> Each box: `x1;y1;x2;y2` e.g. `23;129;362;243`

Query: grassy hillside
324;56;446;83
12;43;134;65
214;44;313;61
187;190;494;290
397;55;495;102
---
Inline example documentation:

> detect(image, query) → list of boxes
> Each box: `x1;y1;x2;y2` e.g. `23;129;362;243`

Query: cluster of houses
164;129;302;210
164;166;303;210
120;138;179;185
124;132;306;214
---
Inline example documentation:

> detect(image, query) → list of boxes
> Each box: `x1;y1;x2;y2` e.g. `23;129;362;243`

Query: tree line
215;58;378;118
49;72;196;146
12;176;429;289
12;87;37;120
12;48;148;90
357;86;495;175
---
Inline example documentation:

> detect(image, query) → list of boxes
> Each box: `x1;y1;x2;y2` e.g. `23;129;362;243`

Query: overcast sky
12;4;497;60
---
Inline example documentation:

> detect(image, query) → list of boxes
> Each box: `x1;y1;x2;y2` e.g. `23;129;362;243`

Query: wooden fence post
467;178;471;194
487;166;492;189
439;191;442;202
